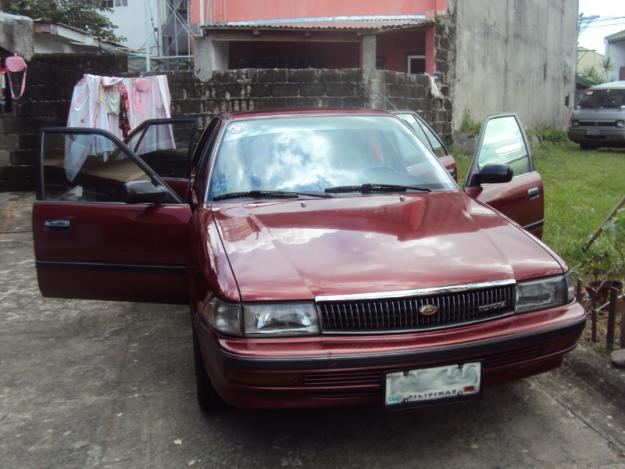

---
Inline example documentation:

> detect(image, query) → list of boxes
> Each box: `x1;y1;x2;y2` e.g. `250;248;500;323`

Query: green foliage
460;110;481;136
8;0;122;42
578;209;625;282
602;56;613;75
537;127;569;143
579;66;605;85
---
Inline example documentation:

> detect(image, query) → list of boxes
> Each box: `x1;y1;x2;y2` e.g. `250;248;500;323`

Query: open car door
33;128;191;304
125;117;199;200
464;113;544;238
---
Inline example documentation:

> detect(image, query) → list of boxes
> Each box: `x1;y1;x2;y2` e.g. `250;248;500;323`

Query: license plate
586;129;600;136
385;363;481;406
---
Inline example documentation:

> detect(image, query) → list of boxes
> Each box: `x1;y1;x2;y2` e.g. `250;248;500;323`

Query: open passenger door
463;113;544;238
125;117;199;200
33;128;192;304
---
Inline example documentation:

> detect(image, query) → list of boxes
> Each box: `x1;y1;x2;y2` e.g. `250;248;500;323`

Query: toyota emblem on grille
419;304;439;316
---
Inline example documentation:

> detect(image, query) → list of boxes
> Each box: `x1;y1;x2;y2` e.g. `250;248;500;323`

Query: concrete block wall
168;68;366;127
0;54;128;191
380;71;452;141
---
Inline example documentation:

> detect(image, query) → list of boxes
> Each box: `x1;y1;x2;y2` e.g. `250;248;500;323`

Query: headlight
616;120;624;128
244;303;319;336
571;120;580;127
516;274;570;314
200;297;320;337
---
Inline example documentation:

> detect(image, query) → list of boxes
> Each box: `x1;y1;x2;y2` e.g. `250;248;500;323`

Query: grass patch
459;110;481;135
449;142;625;267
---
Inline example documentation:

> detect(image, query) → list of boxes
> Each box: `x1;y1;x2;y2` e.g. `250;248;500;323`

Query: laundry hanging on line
65;74;174;182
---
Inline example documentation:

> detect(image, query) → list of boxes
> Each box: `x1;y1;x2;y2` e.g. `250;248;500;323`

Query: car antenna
373;90;398;110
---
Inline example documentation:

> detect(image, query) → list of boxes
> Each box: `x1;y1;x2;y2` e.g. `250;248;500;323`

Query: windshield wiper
213;190;332;201
324;183;432;194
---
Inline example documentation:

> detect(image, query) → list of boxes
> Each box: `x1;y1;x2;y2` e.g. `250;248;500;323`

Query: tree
579;66;605;85
7;0;122;42
602;56;613;81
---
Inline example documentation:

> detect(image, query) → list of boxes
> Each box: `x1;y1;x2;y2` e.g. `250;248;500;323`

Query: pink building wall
191;0;447;24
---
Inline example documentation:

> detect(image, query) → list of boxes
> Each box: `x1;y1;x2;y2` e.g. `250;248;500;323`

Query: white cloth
427;74;444;100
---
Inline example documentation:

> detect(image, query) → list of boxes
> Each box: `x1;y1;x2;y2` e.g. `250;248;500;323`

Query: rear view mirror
124;180;169;204
470;164;513;186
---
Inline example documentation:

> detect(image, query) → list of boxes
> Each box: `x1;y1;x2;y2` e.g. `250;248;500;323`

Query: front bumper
568;127;625;145
196;302;586;409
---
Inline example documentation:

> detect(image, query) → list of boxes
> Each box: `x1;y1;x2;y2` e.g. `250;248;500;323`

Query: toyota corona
33;109;585;410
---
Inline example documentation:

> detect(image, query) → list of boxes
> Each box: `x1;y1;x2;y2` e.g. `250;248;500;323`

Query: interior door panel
125;118;199;201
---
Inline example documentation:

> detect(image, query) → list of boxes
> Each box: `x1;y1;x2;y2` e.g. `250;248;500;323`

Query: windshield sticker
228;123;246;134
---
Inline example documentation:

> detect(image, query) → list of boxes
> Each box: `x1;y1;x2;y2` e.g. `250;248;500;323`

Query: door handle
528;187;540;200
44;219;70;231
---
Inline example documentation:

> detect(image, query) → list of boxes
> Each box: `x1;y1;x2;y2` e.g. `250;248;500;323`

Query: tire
192;326;227;412
580;143;597;150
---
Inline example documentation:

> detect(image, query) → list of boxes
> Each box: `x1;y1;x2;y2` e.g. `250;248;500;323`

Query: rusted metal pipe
591;287;597;343
607;287;618;350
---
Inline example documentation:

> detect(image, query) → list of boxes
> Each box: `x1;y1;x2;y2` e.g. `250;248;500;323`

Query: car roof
221;108;394;121
590;81;625;90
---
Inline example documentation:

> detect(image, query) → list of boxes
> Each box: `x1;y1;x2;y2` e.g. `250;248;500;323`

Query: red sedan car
33;109;585;410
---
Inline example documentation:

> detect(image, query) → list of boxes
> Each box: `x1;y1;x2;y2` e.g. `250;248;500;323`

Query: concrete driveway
1;192;625;469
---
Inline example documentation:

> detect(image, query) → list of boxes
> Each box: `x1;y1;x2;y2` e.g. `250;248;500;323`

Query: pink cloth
65;74;172;181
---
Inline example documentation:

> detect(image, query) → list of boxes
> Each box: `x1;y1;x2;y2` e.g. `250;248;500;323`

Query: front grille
578;120;617;127
317;283;516;333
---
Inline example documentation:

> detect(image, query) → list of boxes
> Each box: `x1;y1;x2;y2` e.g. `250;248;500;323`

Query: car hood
211;191;564;301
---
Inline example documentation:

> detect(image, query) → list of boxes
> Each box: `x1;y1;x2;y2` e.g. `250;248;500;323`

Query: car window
476;116;530;177
40;131;176;203
208;115;455;199
419;121;447;158
396;114;431;150
579;89;625;109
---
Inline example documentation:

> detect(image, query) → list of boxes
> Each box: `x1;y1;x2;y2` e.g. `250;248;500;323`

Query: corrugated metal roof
606;28;625;43
202;15;432;33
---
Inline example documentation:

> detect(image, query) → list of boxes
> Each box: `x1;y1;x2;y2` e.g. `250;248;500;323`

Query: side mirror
124;180;169;204
469;164;513;186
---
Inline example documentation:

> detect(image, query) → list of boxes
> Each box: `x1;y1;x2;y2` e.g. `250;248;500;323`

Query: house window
102;0;127;7
407;55;426;74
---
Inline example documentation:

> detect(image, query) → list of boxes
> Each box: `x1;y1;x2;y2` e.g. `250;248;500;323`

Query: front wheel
192;327;227;412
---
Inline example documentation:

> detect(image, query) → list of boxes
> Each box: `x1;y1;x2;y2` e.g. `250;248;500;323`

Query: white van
568;81;625;150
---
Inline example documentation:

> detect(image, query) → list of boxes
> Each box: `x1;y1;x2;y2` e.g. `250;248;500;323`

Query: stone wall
168;68;451;140
378;71;452;140
0;53;128;190
168;68;365;127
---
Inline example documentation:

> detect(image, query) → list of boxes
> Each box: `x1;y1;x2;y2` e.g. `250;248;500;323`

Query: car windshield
207;115;455;200
579;89;625;109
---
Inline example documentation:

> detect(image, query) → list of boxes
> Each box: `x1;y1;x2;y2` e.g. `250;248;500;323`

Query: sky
578;0;625;54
